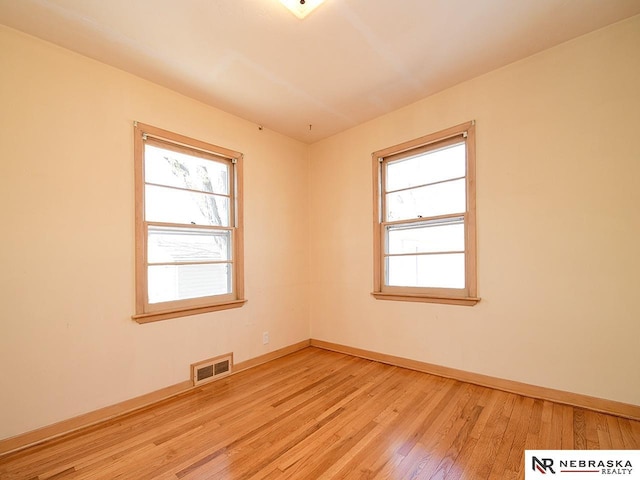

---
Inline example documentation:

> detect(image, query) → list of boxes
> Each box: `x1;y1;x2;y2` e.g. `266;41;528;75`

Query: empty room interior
1;0;639;478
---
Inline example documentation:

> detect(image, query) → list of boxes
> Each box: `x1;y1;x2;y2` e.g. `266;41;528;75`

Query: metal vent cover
191;353;233;386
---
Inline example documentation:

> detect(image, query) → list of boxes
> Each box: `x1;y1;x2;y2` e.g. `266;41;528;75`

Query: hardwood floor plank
597;422;613;450
547;403;564;450
561;404;575;449
1;347;638;480
573;408;588;449
536;401;554;449
619;418;640;449
585;410;602;449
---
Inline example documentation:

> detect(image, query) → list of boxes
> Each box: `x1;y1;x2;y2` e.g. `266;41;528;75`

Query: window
133;123;245;323
372;121;479;306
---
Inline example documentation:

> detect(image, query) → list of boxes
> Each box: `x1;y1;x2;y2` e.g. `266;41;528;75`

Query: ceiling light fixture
279;0;326;19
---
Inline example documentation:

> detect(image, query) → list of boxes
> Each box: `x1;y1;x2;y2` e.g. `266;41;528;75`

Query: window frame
132;122;246;323
372;121;479;306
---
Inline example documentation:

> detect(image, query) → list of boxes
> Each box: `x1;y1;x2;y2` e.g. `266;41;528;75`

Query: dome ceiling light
278;0;326;19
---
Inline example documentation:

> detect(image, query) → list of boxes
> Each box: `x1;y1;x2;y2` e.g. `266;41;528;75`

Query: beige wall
309;15;640;406
2;15;639;441
0;26;310;440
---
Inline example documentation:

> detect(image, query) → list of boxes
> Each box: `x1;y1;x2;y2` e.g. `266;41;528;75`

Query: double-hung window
133;123;245;323
372;121;479;305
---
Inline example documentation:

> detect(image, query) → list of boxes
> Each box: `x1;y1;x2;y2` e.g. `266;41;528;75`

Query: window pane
386;178;465;221
145;184;229;226
145;144;229;195
148;226;230;264
148;263;231;303
386;143;465;192
387;253;465;289
387;222;464;255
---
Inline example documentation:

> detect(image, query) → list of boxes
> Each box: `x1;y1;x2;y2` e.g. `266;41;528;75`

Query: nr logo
532;456;556;474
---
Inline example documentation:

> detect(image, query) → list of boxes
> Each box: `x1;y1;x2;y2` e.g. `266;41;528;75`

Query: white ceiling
1;0;639;143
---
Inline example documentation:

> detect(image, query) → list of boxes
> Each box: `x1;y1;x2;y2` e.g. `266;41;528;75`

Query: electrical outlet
262;331;269;345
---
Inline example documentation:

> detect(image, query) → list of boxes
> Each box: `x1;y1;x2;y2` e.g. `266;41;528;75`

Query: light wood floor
1;347;638;479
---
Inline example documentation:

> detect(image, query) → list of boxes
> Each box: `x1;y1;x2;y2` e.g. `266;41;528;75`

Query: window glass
145;144;229;195
145;185;230;227
385;143;465;192
387;254;465;289
385;178;466;221
148;263;232;303
147;226;231;263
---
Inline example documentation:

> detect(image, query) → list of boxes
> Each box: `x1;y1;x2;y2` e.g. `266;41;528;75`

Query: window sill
371;292;480;306
132;299;247;324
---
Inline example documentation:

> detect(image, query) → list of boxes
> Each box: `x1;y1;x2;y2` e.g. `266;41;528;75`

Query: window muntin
372;121;478;305
133;123;245;322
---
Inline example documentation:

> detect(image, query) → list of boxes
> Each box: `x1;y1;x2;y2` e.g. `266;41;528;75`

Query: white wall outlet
262;331;269;345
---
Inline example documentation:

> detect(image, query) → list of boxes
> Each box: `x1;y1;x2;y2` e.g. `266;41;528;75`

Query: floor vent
191;353;233;386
